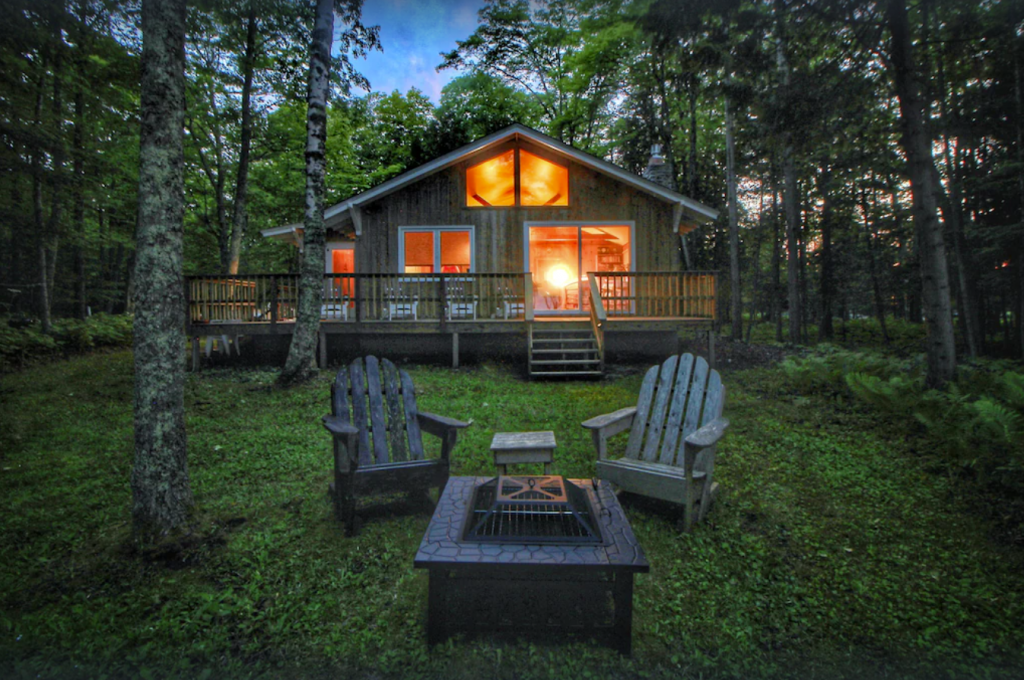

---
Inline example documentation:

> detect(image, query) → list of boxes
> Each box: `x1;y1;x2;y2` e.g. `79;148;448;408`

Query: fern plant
844;373;923;416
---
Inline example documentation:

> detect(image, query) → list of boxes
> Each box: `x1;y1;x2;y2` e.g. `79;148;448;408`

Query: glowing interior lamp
546;265;573;289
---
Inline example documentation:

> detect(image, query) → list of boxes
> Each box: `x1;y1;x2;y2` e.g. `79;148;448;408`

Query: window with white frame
399;227;474;274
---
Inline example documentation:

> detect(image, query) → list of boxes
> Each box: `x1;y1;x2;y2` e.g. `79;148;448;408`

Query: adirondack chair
322;356;471;535
582;354;728;531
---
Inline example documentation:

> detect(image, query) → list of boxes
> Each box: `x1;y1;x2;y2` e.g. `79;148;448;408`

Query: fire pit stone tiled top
414;476;650;571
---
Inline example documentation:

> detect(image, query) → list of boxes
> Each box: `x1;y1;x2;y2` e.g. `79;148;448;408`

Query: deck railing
322;272;528;322
186;272;528;325
186;274;300;324
185;271;716;325
589;271;717;318
587;277;607;371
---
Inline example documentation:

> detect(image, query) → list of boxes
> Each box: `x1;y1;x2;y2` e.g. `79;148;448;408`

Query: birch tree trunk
886;0;956;387
725;94;742;340
228;0;258;275
279;0;334;385
132;0;192;536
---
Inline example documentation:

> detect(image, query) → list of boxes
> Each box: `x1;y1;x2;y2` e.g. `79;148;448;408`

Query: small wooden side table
490;431;556;475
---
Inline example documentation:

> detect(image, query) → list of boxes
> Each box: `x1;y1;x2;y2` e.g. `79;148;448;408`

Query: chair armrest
418;411;471;461
582;407;636;431
417;411;471;436
684;417;730;451
322;415;359;437
581;407;636;460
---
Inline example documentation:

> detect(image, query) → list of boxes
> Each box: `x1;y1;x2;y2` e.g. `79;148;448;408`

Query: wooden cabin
187;125;720;376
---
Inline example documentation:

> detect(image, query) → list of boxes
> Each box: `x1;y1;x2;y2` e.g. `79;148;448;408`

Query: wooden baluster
270;275;278;326
355;274;362;322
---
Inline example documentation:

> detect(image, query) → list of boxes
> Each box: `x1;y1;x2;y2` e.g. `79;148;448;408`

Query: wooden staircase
528;321;603;378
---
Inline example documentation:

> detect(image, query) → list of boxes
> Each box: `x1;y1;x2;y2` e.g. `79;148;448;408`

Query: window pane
440;231;471;273
466;150;515;206
529;226;579;311
520;150;568;206
404;231;434;273
331;249;354;296
582;226;630;273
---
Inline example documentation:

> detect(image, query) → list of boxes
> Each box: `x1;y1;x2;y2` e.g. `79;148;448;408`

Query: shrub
0;314;134;371
780;350;1024;491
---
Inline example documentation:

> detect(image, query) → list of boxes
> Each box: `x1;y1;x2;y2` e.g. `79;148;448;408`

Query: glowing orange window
466;150;515;206
520;150;568;206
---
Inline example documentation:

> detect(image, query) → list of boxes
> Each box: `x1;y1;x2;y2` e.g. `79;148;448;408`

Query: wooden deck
185;272;718;371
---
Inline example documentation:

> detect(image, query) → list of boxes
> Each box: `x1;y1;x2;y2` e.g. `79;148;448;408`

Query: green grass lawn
2;351;1023;679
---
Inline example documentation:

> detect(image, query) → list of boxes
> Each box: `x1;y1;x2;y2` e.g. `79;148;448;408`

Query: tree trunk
745;174;767;343
228;0;258;275
776;30;801;344
932;36;981;357
887;0;957;387
132;0;192;537
44;5;66;326
862;187;890;346
771;188;783;343
32;74;52;334
73;81;87;319
107;242;123;314
1015;51;1024;358
818;163;835;342
279;0;334;385
725;94;742;340
124;250;136;314
688;75;698;199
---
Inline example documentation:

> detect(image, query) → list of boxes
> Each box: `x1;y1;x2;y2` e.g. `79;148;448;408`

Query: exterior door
526;224;633;315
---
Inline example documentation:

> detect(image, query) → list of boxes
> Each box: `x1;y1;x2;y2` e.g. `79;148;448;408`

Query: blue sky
353;0;486;103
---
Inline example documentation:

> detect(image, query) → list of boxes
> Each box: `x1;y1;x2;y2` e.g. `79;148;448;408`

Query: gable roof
263;124;718;242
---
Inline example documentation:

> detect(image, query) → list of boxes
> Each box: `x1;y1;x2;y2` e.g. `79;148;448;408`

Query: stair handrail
524;274;534;322
587;274;606;372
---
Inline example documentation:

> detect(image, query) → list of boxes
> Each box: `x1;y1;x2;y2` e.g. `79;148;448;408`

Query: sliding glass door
526;223;633;314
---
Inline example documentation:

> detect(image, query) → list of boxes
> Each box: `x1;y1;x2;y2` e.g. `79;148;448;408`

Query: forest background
2;0;1023;364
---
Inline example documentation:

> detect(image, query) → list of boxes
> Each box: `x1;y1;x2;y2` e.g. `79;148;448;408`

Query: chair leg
343;487;357;537
698;482;720;523
681;494;695;533
334;471;358;536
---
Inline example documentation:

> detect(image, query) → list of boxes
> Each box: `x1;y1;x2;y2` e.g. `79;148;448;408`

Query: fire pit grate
462;475;603;544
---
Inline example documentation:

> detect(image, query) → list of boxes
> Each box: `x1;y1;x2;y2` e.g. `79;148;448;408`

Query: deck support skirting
183;317;715;371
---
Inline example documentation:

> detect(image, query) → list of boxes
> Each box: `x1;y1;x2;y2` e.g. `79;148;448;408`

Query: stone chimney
642;144;676;191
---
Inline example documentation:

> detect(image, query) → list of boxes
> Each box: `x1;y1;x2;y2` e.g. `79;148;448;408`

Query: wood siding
342;140;680;275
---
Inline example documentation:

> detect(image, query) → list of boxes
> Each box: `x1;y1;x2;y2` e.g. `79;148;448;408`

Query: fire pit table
414;475;649;655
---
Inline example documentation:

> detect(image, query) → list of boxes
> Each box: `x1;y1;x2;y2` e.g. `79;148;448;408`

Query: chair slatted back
625;354;724;467
331;356;425;466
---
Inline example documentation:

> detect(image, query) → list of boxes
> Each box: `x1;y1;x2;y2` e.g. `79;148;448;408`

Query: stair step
528;324;603;378
530;359;601;366
533;337;594;344
532;350;598;356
